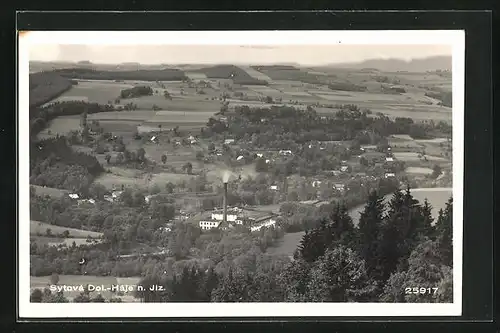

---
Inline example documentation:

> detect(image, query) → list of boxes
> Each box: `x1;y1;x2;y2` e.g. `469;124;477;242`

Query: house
199;220;222;230
334;183;346;191
340;166;349;172
236;155;244;161
256;153;264;158
385;157;394;162
112;191;123;199
250;218;277;232
312;180;322;188
145;195;153;203
150;136;158;143
104;195;114;203
269;185;279;191
69;193;79;200
279;150;293;156
211;212;239;222
224;138;235;145
385;173;396;178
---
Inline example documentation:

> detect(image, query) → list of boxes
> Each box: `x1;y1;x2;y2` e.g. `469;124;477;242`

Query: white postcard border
18;30;465;318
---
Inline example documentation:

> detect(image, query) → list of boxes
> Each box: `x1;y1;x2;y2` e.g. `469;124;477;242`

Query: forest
32;188;453;303
29;72;74;107
52;67;187;81
204;104;452;146
197;65;268;85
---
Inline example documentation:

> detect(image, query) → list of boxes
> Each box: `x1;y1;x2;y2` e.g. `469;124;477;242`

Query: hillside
29;72;74;107
329;56;452;72
52;67;188;81
196;64;268;85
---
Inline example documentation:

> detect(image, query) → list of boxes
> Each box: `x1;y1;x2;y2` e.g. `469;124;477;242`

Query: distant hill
329;56;452;72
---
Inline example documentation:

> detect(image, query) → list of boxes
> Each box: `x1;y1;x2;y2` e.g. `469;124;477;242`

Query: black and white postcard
18;30;464;318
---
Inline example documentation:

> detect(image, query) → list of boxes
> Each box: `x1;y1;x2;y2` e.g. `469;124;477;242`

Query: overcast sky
29;44;452;65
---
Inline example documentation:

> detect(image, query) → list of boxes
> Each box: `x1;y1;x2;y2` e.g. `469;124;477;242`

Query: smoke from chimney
223;182;228;226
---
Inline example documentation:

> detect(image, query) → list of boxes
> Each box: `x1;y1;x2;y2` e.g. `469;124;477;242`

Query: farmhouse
69;193;79;199
385;172;396;178
199;220;222;230
269;185;279;191
279;150;293;156
334;183;346;191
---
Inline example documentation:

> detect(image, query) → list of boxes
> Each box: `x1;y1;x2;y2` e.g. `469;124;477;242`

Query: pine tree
305;246;376;302
435;197;453;267
416;198;435;239
329;202;357;249
357;190;385;280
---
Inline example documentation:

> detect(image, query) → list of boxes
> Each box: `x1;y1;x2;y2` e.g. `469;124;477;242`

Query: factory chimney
223;182;228;227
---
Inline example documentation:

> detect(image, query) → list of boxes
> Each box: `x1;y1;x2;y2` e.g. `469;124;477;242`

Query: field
30;220;103;238
30;275;142;302
405;167;433;175
31;185;69;198
36;116;81;139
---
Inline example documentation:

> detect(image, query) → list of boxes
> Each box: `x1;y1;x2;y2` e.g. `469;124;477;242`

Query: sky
29;44;452;66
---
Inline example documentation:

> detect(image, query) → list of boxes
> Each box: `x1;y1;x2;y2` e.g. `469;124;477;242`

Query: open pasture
54;80;132;104
393;152;421;161
405;166;433;175
31;185;69;198
94;173;147;190
184;72;208;80
238;66;273;81
30;220;103;238
88;110;156;121
31;236;102;247
148;172;197;186
36;116;80;139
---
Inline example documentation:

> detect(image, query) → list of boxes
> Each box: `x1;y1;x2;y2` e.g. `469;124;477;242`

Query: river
267;187;453;257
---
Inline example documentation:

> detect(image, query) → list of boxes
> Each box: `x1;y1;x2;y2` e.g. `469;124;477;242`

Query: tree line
32;187;453;303
52;67;187;81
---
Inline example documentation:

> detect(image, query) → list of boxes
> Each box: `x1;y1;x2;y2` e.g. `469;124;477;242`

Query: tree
182;162;193;175
416;198;435;239
265;96;273;104
89;183;107;200
116;152;124;164
196;151;204;161
30;288;43;302
305;246;376;302
161;154;167;164
80;111;88;129
357;190;385;282
105;154;111;164
164;90;172;100
211;268;257;302
381;240;452;303
90;294;106;302
435;197;453;267
137;148;146;162
208;143;215;153
432;164;442;179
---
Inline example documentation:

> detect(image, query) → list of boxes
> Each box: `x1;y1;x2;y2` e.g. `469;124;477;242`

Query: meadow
30;220;104;238
31;185;69;198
